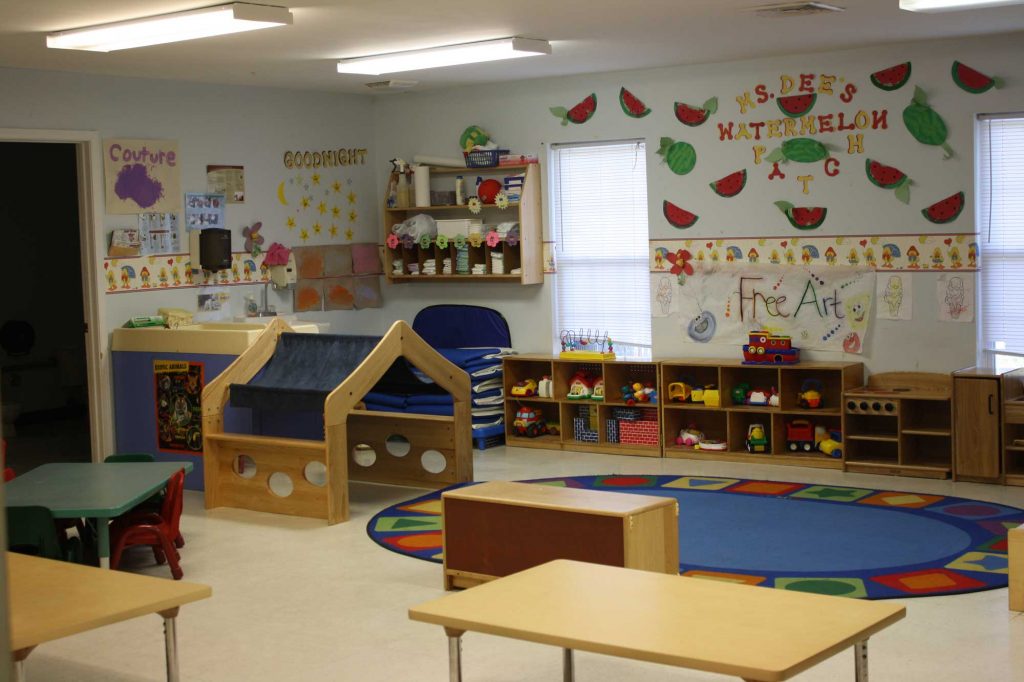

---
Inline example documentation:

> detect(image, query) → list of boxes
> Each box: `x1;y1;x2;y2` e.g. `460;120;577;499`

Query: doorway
0;142;91;472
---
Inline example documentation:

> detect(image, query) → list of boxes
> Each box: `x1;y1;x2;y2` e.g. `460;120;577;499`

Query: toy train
742;331;800;365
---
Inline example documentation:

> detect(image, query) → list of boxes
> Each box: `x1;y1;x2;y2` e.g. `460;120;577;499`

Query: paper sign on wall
876;273;912;320
937;273;974;322
651;274;679;317
104;138;180;214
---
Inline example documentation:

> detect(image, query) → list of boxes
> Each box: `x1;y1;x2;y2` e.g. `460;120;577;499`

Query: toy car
667;381;693;402
747;388;771;406
513;406;548;437
676;425;704;447
786;419;815;452
798;378;824;409
510;378;538;397
818;429;843;458
746;423;769;453
702;385;721;407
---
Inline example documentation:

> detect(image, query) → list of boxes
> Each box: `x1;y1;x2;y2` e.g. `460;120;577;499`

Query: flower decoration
486;230;501;248
263;242;292;266
436;234;449;249
386;233;399;249
402;234;415;249
242;222;265;256
467;197;482;214
665;249;694;277
419;234;433;250
495;190;510;209
454;234;467;249
468;233;483;248
505;227;520;247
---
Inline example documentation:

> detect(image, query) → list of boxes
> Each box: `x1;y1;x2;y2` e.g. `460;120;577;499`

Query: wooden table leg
444;627;464;682
160;607;181;682
13;647;34;682
563;648;574;681
855;639;868;682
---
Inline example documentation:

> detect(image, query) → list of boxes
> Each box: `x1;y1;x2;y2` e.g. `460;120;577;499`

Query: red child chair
109;468;186;580
2;438;14;482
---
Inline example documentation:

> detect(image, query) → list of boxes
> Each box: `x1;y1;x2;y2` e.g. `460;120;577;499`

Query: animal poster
876;273;912;320
651;274;679;317
154;360;204;453
937;273;974;322
104;138;180;214
672;264;875;353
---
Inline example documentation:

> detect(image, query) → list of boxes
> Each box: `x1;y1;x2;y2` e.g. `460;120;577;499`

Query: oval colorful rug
367;475;1024;599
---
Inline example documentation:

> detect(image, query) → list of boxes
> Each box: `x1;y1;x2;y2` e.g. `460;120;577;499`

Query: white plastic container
436;218;482;238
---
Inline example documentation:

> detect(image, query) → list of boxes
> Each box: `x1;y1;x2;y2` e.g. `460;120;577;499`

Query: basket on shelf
463;148;509;168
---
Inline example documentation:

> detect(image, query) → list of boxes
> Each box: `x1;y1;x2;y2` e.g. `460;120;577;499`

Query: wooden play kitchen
441;481;678;590
410;559;906;682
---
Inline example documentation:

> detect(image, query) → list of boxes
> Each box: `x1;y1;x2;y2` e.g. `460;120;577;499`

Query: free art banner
104;138;181;213
672;264;876;353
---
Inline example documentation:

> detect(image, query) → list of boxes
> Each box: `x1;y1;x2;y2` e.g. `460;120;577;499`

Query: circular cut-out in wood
420;449;447;474
352;444;377;467
385;434;411;457
304;461;327;487
268;472;294;497
234;454;257;479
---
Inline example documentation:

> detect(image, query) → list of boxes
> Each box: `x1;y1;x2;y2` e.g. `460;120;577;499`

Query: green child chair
7;505;84;563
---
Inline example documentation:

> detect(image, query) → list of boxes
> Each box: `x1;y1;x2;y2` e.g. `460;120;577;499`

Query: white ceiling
1;0;1023;94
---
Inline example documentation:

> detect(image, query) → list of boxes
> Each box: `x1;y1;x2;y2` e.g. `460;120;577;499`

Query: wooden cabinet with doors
953;367;1002;482
1000;367;1024;486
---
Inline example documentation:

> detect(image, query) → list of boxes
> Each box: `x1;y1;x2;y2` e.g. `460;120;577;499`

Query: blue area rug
367;474;1024;599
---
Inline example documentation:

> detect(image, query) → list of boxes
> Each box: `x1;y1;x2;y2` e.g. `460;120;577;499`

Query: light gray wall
371;32;1024;373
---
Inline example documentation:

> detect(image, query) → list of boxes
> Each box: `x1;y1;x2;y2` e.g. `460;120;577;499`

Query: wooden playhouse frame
201;319;472;524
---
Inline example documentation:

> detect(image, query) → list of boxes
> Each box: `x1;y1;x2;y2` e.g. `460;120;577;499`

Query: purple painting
114;163;165;209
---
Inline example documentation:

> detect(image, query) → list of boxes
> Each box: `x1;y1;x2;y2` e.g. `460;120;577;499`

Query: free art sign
673;264;875;353
104;138;181;214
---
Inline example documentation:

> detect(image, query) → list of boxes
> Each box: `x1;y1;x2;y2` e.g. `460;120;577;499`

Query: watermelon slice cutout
675;97;718;127
550;94;597;126
866;159;912;204
952;61;1003;94
870;62;912;91
663;200;699;229
922;191;965;224
777;93;817;118
774;201;827;230
619;87;651;118
711;170;747;198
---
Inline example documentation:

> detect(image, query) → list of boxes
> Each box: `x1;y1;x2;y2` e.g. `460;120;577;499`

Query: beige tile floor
15;446;1024;681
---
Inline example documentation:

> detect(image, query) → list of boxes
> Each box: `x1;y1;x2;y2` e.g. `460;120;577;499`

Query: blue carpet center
367;475;1024;599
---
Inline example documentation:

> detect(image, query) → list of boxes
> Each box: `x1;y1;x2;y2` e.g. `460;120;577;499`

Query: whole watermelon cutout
775;201;827;230
903;86;953;159
710;170;747;198
764;137;835;164
922;191;965;224
865;159;912;204
619;87;651;118
675;97;718;127
550;93;597;126
657;137;698;175
663;200;699;229
952;61;1004;94
777;93;817;118
870;62;912;91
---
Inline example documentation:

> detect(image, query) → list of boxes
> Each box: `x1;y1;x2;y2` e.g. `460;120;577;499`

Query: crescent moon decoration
277;181;288;206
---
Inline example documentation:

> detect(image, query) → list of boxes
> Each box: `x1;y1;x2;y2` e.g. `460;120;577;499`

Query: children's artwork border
104;251;269;293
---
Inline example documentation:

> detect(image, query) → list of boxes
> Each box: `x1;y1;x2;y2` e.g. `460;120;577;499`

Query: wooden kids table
7;552;211;682
410;559;906;681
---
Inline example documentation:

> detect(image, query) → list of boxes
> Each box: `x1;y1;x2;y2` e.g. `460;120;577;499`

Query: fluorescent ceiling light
337;37;551;75
46;3;293;52
900;0;1024;11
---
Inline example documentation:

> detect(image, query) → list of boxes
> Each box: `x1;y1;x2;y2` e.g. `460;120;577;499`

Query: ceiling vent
365;79;418;91
751;2;845;16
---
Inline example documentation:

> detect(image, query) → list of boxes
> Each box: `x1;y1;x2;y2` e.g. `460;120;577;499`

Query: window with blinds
978;114;1024;372
549;140;651;360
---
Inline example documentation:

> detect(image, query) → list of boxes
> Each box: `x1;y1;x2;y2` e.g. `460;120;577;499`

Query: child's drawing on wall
937;274;973;322
651;275;676;317
877;274;912;320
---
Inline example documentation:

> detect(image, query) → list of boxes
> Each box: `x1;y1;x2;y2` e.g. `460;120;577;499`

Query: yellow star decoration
347;191;357;205
332;206;341;218
301;196;310;209
318;201;327;215
345;228;354;240
332;180;341;193
286;217;296;230
299;228;309;242
329;224;338;237
313;221;322;234
311;173;320;185
348;209;357;222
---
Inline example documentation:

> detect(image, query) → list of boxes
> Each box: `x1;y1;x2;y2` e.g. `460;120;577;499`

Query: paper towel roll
413;165;431;207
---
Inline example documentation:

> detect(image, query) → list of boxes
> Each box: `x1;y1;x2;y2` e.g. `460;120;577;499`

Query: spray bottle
393;158;410;208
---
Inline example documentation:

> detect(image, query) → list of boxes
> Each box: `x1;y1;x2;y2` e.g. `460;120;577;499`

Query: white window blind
550;140;650;360
978;114;1024;371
